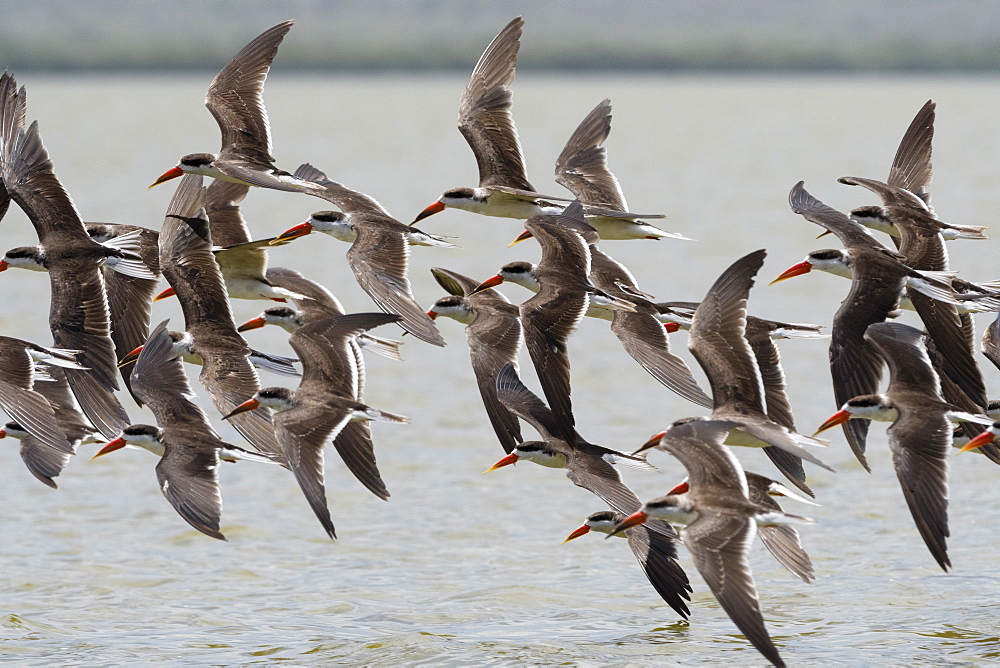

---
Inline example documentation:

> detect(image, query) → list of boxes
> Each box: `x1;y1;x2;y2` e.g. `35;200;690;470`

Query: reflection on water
2;73;1000;664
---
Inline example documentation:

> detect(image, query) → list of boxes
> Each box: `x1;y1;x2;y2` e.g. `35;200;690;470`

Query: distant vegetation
1;0;998;72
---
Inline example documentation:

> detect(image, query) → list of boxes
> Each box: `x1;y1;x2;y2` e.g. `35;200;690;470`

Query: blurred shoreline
2;0;998;73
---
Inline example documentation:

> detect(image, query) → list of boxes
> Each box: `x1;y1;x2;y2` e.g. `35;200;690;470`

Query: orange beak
237;316;267;333
958;430;997;454
0;260;8;272
667;480;690;495
814;409;851;435
470;274;504;295
148;166;184;189
272;222;313;243
0;429;6;438
483;452;519;474
663;322;680;333
609;510;648;537
425;310;438;320
90;437;127;460
562;524;590;543
633;429;667;455
770;260;812;285
412;200;445;225
153;286;176;301
508;230;534;248
223;398;261;419
118;345;144;367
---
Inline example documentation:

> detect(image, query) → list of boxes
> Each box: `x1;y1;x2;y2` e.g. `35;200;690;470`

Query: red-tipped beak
470;274;504;295
562;524;590;543
90;437;127;460
668;480;690;495
273;221;314;243
153;286;176;301
118;345;144;367
814;409;851;435
483;452;519;473
664;322;680;333
610;511;648;537
425;310;438;320
959;430;997;454
237;316;267;333
0;260;8;272
412;200;446;225
223;398;261;419
633;429;668;455
508;229;534;248
148;166;184;189
770;260;812;285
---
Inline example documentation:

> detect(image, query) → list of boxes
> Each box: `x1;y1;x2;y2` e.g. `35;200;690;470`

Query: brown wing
468;307;524;453
290;313;402;391
46;259;130;438
206;21;293;163
520;283;588;441
554;99;628;211
984;313;1000;371
18;434;72;488
88;225;160;365
865;322;941;391
909;291;987;409
155;439;226;541
839;175;929;211
101;257;159;403
611;310;713;408
131;321;217;434
33;368;94;443
789;181;888;252
0;91;127;435
682;515;784;667
159;176;241;344
688;249;767;414
0;380;71;454
458;17;532;191
886;405;951;571
565;454;645;520
743;324;811;491
828;255;904;470
431;266;476;297
888;100;934;209
891;207;949;271
625;523;692;619
159;176;280;458
0;115;92;246
331;420;390;500
266;266;345;320
348;220;445;346
205;179;252;247
658;419;749;492
293;163;392;217
0;72;27;162
528;216;594;279
757;523;815;583
274;400;354;540
494;363;563;442
745;321;796;430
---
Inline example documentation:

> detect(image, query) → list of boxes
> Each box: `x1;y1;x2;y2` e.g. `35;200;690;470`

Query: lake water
3;73;1000;666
